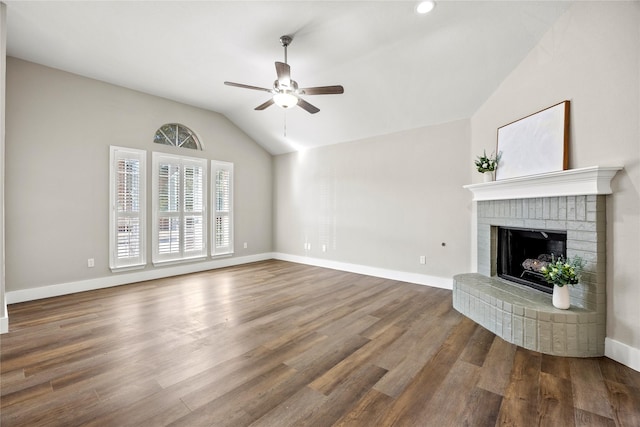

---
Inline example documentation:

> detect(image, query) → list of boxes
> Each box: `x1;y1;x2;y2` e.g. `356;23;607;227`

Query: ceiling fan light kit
224;35;344;114
273;92;298;109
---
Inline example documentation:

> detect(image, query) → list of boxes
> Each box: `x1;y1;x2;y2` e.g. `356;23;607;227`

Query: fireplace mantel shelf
464;166;623;201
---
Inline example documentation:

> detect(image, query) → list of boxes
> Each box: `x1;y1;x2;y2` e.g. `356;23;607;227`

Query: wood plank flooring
1;260;639;426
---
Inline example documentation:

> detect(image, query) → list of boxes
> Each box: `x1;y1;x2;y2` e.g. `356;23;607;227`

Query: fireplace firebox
497;227;567;294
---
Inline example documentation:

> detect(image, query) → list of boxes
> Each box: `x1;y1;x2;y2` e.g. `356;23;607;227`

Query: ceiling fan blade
275;62;291;86
300;85;344;95
297;98;320;114
255;98;275;110
224;81;272;93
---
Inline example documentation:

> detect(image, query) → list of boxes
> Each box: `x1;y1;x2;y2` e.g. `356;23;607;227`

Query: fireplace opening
497;227;567;294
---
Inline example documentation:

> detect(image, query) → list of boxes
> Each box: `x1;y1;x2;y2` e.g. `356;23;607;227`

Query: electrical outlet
243;242;248;249
322;244;327;252
419;256;426;265
87;258;95;268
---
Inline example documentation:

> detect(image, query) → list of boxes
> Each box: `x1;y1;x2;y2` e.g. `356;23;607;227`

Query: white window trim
152;152;207;265
212;160;234;257
109;146;147;271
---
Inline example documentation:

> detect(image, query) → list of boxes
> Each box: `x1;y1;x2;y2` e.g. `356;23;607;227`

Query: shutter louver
215;216;230;249
158;217;180;255
116;217;140;259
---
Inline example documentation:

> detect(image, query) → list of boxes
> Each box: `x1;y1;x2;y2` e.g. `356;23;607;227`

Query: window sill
212;252;234;259
152;256;208;267
110;263;146;273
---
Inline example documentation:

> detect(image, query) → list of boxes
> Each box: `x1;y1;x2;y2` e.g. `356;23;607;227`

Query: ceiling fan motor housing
274;79;298;91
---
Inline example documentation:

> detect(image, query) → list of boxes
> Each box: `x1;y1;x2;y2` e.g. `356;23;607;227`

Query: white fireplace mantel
463;166;623;201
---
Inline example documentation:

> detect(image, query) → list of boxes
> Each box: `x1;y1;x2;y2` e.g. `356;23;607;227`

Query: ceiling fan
224;35;344;114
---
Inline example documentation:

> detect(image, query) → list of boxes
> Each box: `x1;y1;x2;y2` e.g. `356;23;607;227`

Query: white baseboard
5;253;274;305
605;337;640;373
0;302;8;334
272;252;453;290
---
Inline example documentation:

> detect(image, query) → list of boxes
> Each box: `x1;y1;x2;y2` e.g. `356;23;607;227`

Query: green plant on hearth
474;150;501;173
540;255;585;287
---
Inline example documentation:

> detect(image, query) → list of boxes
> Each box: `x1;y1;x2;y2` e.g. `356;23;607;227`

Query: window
153;123;202;150
152;153;207;264
212;160;234;256
109;146;146;270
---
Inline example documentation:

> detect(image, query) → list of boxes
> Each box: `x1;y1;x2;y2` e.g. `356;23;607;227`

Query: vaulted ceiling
5;1;570;155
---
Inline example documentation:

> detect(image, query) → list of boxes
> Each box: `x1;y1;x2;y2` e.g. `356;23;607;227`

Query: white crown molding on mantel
464;166;623;201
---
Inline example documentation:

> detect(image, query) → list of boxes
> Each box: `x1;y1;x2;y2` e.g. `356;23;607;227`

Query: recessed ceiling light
416;0;436;14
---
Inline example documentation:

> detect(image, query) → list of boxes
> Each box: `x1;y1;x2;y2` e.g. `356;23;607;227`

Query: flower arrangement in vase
540;255;584;309
474;150;501;182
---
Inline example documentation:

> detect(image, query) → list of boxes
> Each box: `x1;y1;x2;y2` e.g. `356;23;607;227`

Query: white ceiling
5;1;571;155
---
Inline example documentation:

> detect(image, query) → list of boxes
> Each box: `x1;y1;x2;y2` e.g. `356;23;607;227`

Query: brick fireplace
453;166;621;357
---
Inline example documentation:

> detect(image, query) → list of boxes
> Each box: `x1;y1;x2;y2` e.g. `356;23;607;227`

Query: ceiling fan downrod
280;35;292;64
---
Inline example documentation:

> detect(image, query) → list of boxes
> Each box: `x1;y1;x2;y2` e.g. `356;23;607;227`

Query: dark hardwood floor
1;260;639;426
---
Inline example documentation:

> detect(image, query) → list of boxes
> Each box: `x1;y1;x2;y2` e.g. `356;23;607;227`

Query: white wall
471;1;640;367
274;119;471;287
5;58;273;296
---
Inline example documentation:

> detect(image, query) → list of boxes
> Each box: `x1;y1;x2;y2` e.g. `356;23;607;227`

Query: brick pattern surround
453;195;606;357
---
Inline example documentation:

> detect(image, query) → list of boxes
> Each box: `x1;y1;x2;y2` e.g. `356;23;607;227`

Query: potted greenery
540;255;584;309
474;150;501;182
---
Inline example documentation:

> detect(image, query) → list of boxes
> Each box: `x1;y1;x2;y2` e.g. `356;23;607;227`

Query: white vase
483;171;494;182
552;284;570;309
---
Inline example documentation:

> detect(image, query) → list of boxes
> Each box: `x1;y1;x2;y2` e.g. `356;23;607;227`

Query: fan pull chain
284;112;287;137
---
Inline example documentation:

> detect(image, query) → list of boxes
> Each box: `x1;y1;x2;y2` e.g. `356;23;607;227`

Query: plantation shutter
157;162;180;257
109;146;146;270
183;161;205;256
153;153;207;264
212;160;234;256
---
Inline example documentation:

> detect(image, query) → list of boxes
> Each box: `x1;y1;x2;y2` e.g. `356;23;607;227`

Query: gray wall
274;119;471;282
5;58;273;292
471;2;640;351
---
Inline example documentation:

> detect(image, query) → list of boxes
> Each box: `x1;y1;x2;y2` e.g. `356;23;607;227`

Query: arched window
154;123;202;150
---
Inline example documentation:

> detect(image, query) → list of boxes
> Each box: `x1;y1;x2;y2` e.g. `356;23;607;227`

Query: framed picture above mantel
496;101;570;181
